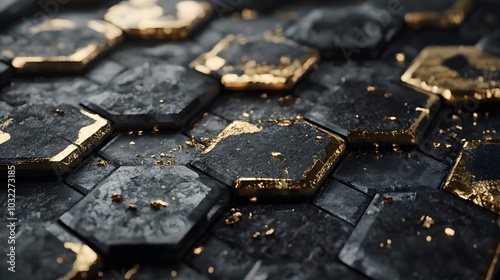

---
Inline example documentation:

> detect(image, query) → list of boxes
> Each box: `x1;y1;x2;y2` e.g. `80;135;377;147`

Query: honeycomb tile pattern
0;1;500;280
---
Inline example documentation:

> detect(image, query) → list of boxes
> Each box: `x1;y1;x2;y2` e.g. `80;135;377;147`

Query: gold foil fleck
150;199;168;210
444;227;455;236
59;243;99;280
111;193;124;203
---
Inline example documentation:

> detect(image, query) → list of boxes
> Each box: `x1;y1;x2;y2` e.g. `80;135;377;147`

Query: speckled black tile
419;103;500;165
0;0;36;26
212;204;353;263
314;179;371;225
333;148;449;196
339;191;500;280
192;120;345;200
65;155;117;194
0;224;102;280
185;113;229;145
1;77;103;107
60;166;228;262
211;92;314;122
0;179;82;223
191;34;318;91
247;261;368;280
99;132;202;167
477;29;500;56
306;80;440;147
186;234;256;279
100;263;209;280
1;18;123;73
82;64;220;130
285;3;403;59
0;104;112;174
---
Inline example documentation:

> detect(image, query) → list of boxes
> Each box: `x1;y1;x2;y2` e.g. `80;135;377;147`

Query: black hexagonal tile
192;120;345;200
285;3;403;59
339;191;500;280
306;80;440;147
65;155;117;194
444;140;500;215
314;179;371;225
99;131;202;167
191;34;318;91
332;148;449;196
0;104;112;175
82;64;220;130
60;166;229;262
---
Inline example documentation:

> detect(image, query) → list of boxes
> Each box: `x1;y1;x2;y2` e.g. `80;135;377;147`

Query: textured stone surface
247;261;368;280
192;120;345;199
306;80;440;147
185;112;229;144
0;104;112;174
333;148;449;196
60;166;228;261
65;155;117;194
82;64;219;130
285;4;402;59
99;132;202;167
314;179;371;225
339;191;500;280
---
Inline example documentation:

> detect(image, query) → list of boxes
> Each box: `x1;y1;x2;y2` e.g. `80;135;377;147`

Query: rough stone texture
65;155;117;194
99;132;202;167
82;64;219;130
185;112;229;143
60;166;228;261
339;191;500;280
333;148;449;196
314;179;371;225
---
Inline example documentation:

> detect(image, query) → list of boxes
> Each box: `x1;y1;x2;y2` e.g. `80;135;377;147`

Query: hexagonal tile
401;46;500;103
444;140;500;215
82;64;220;130
190;34;318;91
64;155;117;194
192;120;345;200
3;18;123;74
339;191;500;280
368;0;473;29
306;80;441;147
59;166;229;261
1;77;102;107
104;0;213;40
477;29;500;56
285;3;403;59
0;104;112;174
0;224;102;280
99;131;202;167
332;148;449;196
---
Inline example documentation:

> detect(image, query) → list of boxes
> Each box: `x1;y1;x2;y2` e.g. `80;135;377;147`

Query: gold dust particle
242;112;250;118
129;141;136;146
316;135;323;141
193;246;204;255
124;264;140;280
55;108;65;116
236;148;241;152
250;196;257;202
277;95;294;107
379;242;384;248
56;257;64;264
387;239;392;245
252;232;261;239
473;244;478;249
382;197;393;204
171;196;176;201
137;131;143;136
98;271;103;277
111;193;124;203
444;227;455;237
271;152;282;157
185;136;198;147
384;116;398;121
396;52;405;62
127;204;137;210
170;270;177;277
260;93;268;99
426;236;432;242
208;267;215;274
96;159;109;166
384;92;392;98
433;142;441;149
265;228;275;236
421;215;434;229
159;99;164;103
127;131;134;135
225;211;243;225
150;199;168;210
367;86;377;93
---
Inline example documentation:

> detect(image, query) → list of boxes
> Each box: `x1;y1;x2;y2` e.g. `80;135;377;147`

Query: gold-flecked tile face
10;19;123;73
444;140;500;215
190;34;319;90
104;0;212;40
404;0;473;29
401;46;500;103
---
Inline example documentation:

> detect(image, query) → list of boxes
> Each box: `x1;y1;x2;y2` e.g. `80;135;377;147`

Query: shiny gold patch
59;242;100;280
12;19;123;73
404;0;473;29
104;0;212;40
190;34;319;90
444;140;500;215
401;46;500;103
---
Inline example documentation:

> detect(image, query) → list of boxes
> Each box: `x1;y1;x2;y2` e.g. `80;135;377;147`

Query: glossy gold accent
190;34;319;90
404;0;473;29
12;19;123;73
104;0;212;40
402;46;500;103
444;141;500;215
0;131;10;145
124;264;140;280
59;243;99;280
150;199;168;210
203;121;263;154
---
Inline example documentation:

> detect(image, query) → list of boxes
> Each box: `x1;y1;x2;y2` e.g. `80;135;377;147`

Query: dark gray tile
65;155;117;194
185;113;229;146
